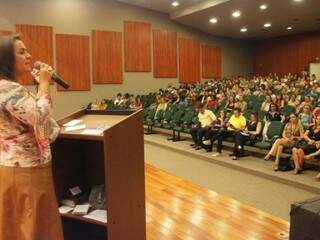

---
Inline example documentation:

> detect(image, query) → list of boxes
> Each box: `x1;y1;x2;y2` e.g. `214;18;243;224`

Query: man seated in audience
190;103;216;150
211;108;246;157
202;109;228;152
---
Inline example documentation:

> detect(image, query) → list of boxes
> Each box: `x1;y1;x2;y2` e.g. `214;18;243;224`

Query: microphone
34;61;70;89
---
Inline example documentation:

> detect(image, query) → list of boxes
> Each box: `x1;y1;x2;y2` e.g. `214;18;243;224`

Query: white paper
59;206;74;214
63;119;83;127
81;128;104;135
83;210;107;223
69;186;82;196
72;203;90;215
65;124;86;132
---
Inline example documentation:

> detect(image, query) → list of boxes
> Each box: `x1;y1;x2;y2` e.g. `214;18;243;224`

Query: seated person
264;114;304;171
154;97;168;119
133;95;143;110
202;109;228;152
260;95;273;113
234;95;247;113
299;105;314;129
225;95;235;112
114;93;123;106
262;103;284;140
211;108;246;157
305;149;320;181
275;94;285;109
232;112;262;160
292;116;320;174
190;103;216;150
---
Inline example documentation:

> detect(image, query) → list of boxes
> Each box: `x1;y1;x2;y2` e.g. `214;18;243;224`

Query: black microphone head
34;61;42;70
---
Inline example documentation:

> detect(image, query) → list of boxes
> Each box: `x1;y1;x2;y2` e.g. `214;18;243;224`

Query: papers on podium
83;210;107;223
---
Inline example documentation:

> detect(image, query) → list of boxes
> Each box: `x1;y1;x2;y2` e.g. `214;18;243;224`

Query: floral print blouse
0;79;60;167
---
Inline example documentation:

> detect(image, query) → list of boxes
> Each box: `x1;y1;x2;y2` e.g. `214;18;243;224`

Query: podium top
59;113;128;140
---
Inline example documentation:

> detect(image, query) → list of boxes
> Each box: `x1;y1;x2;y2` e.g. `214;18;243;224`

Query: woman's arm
248;121;262;135
2;81;52;127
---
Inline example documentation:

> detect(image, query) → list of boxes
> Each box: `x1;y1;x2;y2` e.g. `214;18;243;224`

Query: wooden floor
145;164;290;240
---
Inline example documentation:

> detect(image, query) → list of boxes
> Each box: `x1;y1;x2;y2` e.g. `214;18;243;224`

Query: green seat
152;109;165;126
280;105;296;117
143;108;150;120
160;109;174;129
183;115;199;133
145;109;156;125
254;121;284;149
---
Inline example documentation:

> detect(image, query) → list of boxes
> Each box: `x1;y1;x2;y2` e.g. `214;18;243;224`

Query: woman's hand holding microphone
31;63;53;96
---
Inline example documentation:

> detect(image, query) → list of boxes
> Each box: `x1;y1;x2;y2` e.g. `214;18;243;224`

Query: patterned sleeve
1;80;52;127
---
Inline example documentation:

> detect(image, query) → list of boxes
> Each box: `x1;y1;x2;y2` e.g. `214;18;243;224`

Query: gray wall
0;0;252;118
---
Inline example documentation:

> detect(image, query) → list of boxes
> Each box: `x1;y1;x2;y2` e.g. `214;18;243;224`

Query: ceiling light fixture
232;10;241;18
260;4;268;10
171;1;179;7
264;22;272;28
240;28;247;32
287;26;293;30
293;0;303;2
209;17;218;24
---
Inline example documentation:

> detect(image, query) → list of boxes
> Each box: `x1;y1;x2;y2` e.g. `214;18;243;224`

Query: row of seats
143;104;292;155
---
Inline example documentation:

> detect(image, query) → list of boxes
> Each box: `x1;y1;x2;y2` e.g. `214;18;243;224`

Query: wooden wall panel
0;30;12;37
124;21;151;72
201;44;222;78
15;24;53;85
92;30;123;84
179;38;200;83
253;31;320;75
153;30;177;78
56;34;90;91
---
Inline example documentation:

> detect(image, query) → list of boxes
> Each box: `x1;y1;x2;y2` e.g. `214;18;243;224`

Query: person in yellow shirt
212;108;246;157
190;103;216;150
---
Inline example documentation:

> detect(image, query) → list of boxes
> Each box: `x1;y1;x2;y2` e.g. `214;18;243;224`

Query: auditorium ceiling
117;0;320;39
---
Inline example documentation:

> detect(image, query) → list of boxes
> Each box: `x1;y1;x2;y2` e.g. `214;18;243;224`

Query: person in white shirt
114;93;123;106
190;103;216;150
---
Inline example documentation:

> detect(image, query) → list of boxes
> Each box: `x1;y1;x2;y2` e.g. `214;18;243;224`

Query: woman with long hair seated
264;114;304;171
292;116;320;174
232;112;262;160
262;103;284;141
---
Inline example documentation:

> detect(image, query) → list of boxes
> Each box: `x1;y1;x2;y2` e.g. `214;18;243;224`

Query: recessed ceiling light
240;28;247;32
287;26;293;30
171;1;179;7
209;17;218;24
264;22;272;28
260;4;268;10
293;0;303;2
232;10;241;18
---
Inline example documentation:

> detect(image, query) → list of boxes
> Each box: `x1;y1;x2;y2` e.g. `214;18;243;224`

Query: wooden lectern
51;109;146;240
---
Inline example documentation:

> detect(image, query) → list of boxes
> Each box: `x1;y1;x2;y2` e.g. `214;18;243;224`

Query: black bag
279;157;294;171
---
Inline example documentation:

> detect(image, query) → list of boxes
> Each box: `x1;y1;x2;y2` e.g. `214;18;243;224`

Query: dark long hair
0;34;20;81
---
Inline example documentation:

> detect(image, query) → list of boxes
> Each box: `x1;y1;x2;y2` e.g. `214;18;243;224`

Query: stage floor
145;164;289;240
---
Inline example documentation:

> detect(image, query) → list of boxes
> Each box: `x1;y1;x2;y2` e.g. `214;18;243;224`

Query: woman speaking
0;35;63;239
